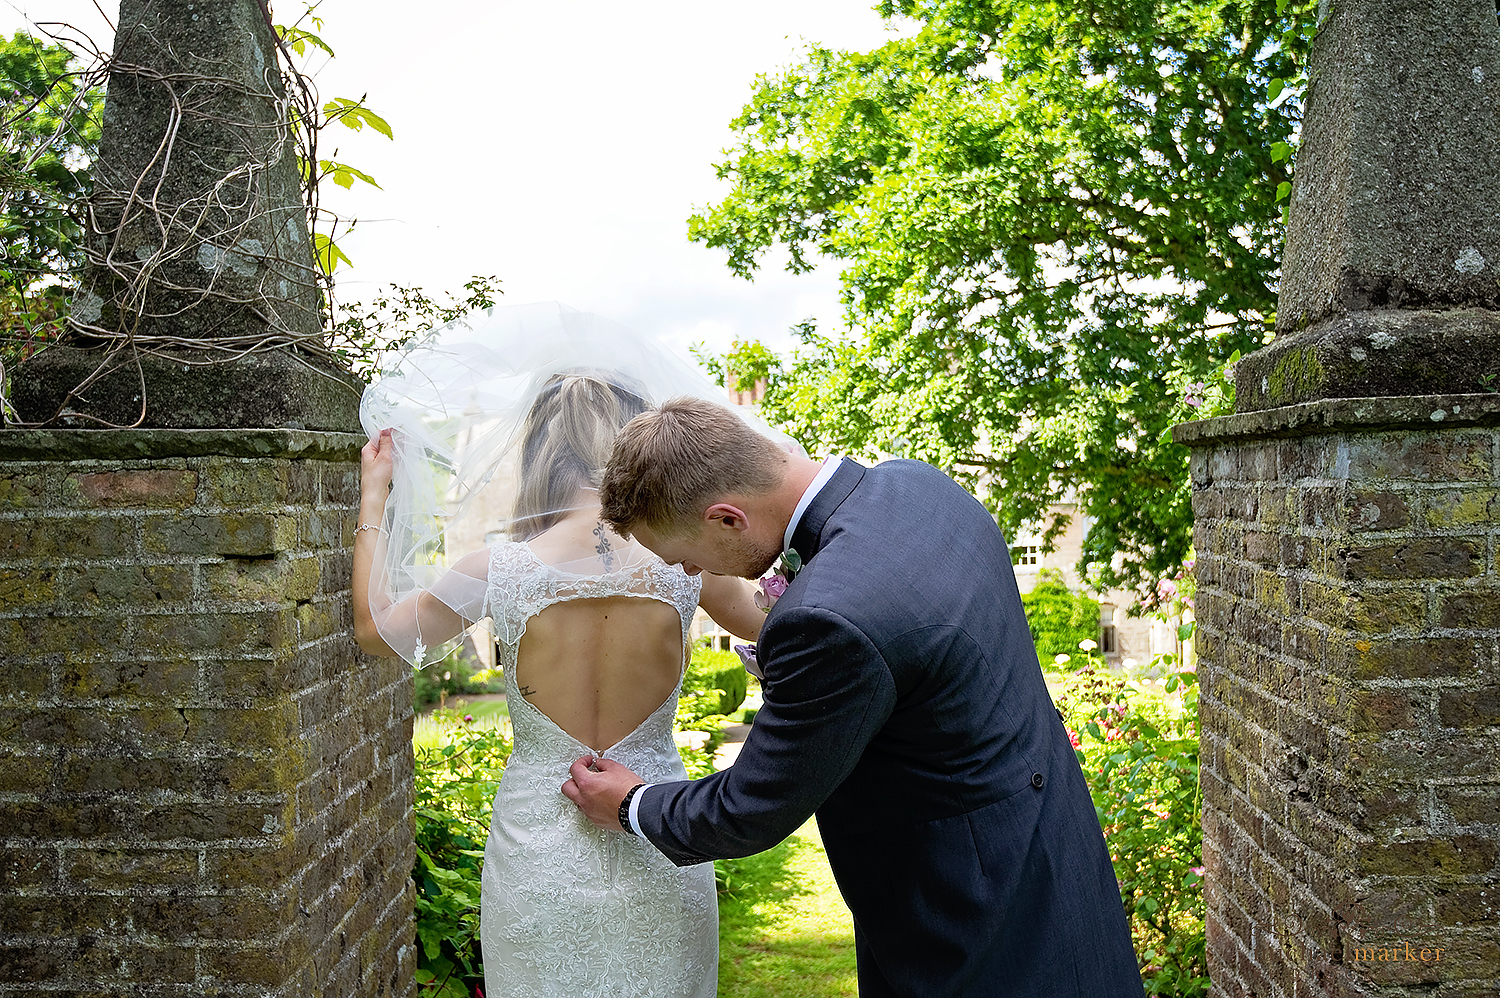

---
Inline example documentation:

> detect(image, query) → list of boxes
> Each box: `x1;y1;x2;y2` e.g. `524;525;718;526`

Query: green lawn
413;696;510;753
717;820;858;998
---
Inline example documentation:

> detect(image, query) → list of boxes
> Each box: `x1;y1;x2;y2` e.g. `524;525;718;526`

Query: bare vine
0;0;390;427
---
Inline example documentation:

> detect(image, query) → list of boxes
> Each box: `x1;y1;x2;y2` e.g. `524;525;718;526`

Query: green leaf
1267;78;1285;104
312;232;353;273
1276;181;1292;201
324;97;395;140
1269;140;1291;162
276;25;335;58
319;159;382;190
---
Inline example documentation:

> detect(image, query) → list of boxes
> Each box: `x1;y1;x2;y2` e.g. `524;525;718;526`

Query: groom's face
633;518;780;580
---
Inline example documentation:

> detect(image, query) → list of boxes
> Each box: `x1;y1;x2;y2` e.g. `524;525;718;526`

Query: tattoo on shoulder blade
518;684;537;698
592;521;614;571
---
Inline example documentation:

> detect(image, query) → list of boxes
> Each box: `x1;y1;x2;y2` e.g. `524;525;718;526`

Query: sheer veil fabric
357;300;779;668
363;302;771;997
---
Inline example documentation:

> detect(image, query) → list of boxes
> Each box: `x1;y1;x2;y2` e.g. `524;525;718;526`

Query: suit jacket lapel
789;459;865;568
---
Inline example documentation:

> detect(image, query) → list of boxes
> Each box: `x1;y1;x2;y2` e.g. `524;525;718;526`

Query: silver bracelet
353;522;382;536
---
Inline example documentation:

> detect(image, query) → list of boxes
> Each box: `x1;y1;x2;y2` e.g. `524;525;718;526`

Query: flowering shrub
1056;646;1207;998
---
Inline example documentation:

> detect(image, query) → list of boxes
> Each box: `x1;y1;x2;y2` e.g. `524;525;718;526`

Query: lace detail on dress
486;543;702;647
479;543;715;998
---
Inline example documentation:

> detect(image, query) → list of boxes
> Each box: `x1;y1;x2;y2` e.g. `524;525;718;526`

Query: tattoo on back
592;521;614;571
518;684;537;698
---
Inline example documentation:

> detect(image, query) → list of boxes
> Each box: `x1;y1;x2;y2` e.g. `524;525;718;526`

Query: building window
1100;604;1117;654
1014;545;1040;567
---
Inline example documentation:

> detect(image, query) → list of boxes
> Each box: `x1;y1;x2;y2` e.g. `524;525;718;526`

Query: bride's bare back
504;509;691;749
514;596;686;750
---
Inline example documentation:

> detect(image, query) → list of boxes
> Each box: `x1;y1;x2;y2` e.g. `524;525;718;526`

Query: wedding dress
478;542;718;998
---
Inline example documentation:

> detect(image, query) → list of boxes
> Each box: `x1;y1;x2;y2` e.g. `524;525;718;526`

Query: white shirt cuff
627;782;655;836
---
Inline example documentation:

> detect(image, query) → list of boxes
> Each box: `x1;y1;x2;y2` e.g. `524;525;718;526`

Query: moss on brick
0;435;409;996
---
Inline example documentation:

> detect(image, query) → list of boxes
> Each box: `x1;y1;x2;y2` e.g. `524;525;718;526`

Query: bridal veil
357;300;782;667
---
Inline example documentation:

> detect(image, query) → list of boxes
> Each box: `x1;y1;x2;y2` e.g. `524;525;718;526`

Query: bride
349;303;767;998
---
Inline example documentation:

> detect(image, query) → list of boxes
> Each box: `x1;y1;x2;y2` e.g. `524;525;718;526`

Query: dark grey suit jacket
637;459;1143;997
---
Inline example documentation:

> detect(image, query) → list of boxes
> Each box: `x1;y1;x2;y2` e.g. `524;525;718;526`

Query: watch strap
618;783;646;835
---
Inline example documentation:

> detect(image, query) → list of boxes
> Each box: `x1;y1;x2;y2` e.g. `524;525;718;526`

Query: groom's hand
563;756;645;832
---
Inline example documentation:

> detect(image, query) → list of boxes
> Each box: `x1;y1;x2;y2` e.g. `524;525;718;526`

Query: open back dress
478;542;717;998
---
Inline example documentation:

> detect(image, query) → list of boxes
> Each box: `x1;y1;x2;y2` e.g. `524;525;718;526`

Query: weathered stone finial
11;0;360;430
72;0;322;343
1235;0;1500;409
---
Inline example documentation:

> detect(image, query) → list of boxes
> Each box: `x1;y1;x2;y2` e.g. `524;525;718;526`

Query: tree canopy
1;31;101;313
695;0;1313;598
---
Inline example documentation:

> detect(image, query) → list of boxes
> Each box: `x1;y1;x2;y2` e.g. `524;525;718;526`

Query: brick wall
1180;399;1500;998
0;429;415;997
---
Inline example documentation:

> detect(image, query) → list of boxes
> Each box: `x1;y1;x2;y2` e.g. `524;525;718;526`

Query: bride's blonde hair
511;370;648;539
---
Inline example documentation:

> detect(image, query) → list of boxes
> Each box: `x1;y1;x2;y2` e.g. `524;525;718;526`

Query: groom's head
600;397;788;577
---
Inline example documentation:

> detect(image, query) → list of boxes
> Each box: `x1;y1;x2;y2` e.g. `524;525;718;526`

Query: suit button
1031;773;1045;789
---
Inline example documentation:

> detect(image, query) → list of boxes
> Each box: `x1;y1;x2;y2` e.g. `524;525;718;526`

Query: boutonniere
754;550;801;613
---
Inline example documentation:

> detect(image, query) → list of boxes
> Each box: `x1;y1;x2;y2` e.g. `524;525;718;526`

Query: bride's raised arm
353;429;486;659
697;573;764;642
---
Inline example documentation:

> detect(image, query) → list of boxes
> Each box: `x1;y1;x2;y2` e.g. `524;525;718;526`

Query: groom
565;397;1143;998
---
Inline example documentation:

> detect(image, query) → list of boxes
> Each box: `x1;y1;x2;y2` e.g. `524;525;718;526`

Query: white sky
3;0;911;357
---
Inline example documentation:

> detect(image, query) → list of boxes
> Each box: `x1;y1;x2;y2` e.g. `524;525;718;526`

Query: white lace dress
478;543;718;998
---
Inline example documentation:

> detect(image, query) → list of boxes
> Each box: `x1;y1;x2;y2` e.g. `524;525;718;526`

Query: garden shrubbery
1054;642;1207;998
411;712;510;998
1020;569;1101;662
676;643;753;778
413;644;504;712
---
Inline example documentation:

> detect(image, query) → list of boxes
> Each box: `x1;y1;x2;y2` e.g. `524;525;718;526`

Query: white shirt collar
784;456;844;554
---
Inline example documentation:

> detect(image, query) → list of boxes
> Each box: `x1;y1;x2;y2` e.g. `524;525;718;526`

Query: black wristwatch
618;783;647;835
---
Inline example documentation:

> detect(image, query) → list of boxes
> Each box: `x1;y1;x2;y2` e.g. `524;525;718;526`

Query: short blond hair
600;396;786;536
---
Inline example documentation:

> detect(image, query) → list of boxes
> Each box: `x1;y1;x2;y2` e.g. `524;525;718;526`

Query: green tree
696;0;1314;597
0;31;102;356
1020;569;1101;664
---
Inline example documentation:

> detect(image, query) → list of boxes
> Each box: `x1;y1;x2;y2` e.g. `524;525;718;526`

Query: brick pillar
0;430;415;996
1178;400;1500;998
1175;0;1500;993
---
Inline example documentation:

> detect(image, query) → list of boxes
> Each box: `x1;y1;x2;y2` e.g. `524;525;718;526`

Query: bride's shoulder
485;541;538;572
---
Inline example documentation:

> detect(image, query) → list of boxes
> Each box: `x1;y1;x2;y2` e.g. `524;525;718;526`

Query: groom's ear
703;503;750;533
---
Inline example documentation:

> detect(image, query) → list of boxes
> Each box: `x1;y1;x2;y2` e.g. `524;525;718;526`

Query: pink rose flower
755;573;789;612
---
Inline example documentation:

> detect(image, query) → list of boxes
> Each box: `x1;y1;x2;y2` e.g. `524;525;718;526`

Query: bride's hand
361;428;395;499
